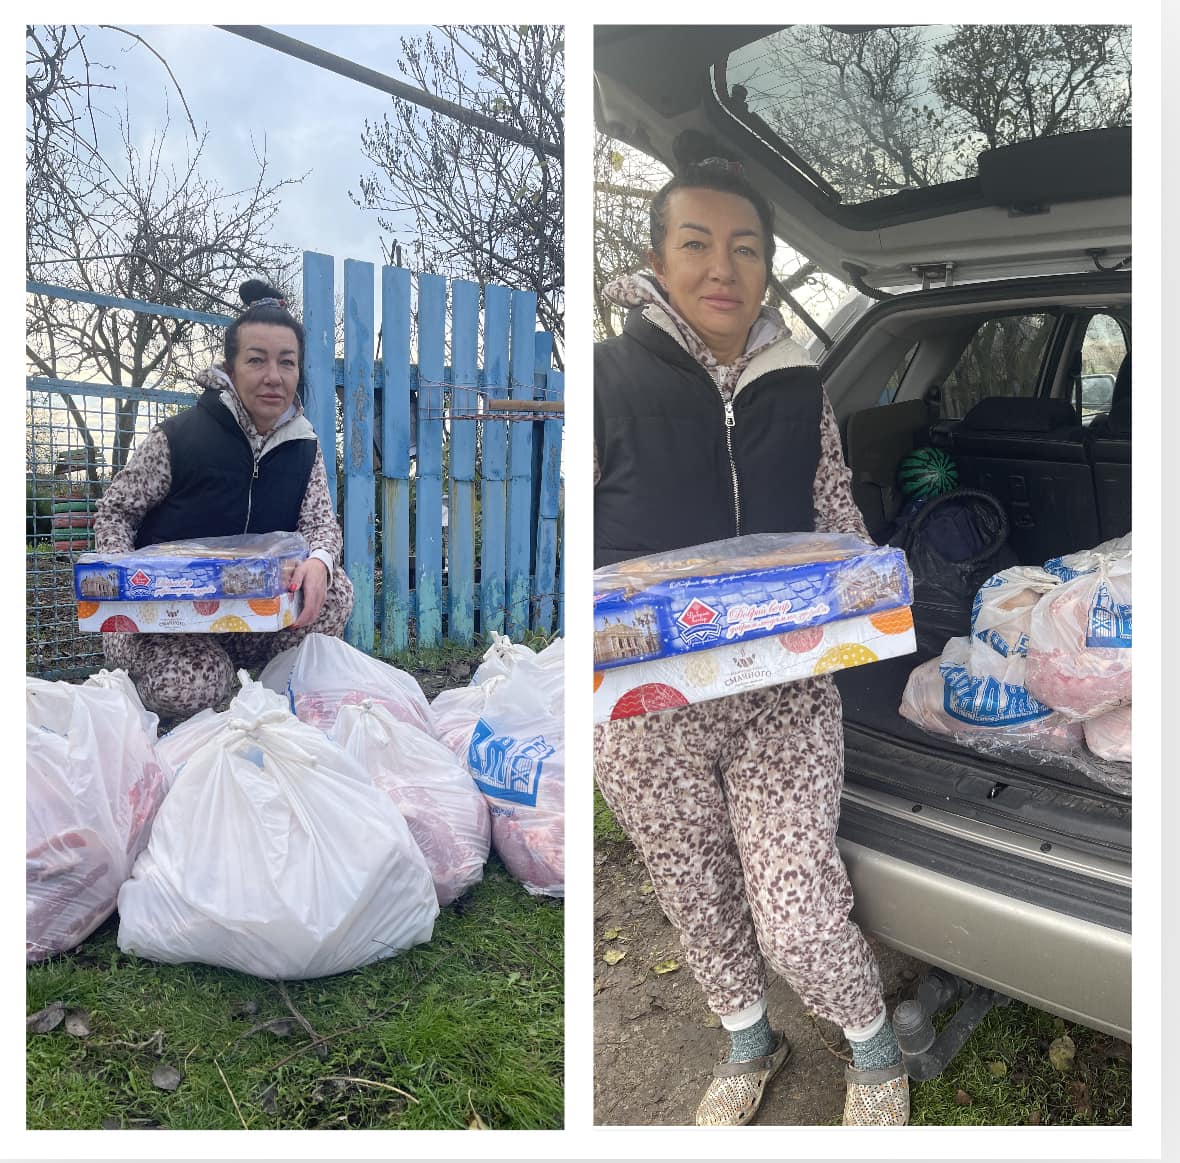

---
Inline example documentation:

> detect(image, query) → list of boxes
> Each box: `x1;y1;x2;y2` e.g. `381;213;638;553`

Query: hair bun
671;129;727;170
239;279;285;307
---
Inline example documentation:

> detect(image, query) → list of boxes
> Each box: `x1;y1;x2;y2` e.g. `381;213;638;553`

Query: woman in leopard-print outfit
94;280;353;721
594;159;909;1127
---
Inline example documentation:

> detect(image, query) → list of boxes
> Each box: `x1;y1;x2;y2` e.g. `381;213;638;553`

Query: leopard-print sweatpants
594;675;884;1030
102;569;355;721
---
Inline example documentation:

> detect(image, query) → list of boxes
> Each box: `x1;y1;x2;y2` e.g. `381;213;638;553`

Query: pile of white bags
26;670;167;962
899;536;1131;789
116;675;439;978
330;700;490;906
463;635;564;897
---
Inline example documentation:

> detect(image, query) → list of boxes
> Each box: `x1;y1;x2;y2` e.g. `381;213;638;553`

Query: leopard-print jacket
93;365;343;573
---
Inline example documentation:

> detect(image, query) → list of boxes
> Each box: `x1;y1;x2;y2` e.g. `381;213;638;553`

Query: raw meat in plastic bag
1084;704;1132;763
899;641;1083;755
258;633;434;737
330;700;490;906
466;636;564;896
1024;550;1131;720
117;674;438;978
27;674;166;962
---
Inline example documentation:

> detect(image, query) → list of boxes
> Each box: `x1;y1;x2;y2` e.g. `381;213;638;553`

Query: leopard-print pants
594;675;884;1030
102;569;355;721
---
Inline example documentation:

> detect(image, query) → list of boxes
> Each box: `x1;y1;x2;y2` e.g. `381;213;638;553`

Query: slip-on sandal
842;1060;910;1126
694;1033;792;1126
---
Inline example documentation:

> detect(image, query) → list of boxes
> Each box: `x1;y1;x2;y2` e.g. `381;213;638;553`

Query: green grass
594;786;628;845
908;1002;1131;1126
27;857;563;1130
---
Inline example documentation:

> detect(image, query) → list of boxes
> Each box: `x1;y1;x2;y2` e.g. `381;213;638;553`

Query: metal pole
216;25;561;160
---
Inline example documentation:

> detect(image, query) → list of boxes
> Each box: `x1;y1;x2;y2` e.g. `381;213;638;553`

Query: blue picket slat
505;291;537;640
301;252;337;497
381;264;412;655
480;284;510;638
449;280;480;645
342;259;376;652
534;366;563;635
415;274;446;647
530;331;554;584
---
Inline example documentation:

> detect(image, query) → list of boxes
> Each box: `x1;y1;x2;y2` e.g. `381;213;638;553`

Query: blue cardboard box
594;533;911;671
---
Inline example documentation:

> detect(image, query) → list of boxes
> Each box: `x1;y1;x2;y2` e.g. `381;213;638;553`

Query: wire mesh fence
26;384;199;680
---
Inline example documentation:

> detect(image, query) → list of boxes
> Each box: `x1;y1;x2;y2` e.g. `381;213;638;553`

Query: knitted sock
848;1019;902;1070
727;1014;778;1063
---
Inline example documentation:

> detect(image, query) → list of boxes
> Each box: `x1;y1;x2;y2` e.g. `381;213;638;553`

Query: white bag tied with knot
117;675;438;979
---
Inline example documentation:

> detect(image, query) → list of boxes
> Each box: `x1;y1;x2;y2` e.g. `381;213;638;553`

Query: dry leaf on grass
1048;1034;1076;1072
988;1059;1007;1078
26;1003;66;1034
151;1063;183;1092
954;1089;973;1105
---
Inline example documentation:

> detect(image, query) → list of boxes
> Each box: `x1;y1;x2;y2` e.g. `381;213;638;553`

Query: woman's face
228;322;301;434
649;187;769;364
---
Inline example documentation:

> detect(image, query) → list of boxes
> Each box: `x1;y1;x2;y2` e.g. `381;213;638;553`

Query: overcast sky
79;24;441;289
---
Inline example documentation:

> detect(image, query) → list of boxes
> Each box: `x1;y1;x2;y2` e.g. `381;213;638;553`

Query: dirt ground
593;832;926;1127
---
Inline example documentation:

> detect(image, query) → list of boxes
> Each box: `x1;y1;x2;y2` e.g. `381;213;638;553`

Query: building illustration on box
78;570;121;598
221;563;271;595
594;608;661;665
835;558;907;614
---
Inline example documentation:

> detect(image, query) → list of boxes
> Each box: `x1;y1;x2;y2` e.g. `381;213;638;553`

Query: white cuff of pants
843;1008;887;1043
720;998;768;1032
309;548;335;586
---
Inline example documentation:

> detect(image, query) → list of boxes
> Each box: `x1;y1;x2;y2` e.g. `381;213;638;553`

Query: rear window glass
940;314;1056;419
722;25;1131;207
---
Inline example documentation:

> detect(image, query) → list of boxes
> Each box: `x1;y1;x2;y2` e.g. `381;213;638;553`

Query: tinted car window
940;313;1056;419
1080;313;1128;425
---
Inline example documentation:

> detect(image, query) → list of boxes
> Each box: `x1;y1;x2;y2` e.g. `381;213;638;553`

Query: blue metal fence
25;252;563;679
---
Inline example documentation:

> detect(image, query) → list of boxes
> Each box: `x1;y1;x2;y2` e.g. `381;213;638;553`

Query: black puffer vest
135;389;317;547
594;309;823;567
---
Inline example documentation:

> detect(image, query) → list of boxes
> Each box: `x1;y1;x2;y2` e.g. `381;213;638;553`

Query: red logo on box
677;598;720;629
129;569;151;587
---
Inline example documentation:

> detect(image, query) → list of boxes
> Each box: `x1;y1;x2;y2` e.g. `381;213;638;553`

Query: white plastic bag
466;637;564;897
259;633;435;737
330;701;490;906
970;567;1060;659
430;683;497;759
1025;549;1131;720
1084;704;1132;763
26;674;166;962
117;675;438;978
899;639;1084;755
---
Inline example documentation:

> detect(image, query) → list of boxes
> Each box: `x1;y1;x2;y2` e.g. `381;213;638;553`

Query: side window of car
1078;314;1128;425
874;344;918;405
939;314;1056;419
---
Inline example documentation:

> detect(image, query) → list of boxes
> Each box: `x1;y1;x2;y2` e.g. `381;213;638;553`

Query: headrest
960;396;1080;432
1112;352;1131;409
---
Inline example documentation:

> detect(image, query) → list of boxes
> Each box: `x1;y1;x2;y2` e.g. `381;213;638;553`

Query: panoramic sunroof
721;25;1131;207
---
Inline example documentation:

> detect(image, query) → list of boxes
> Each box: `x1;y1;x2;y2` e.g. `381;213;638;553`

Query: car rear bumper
838;832;1131;1040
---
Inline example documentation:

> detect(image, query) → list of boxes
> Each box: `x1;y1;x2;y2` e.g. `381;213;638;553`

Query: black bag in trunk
888;489;1018;655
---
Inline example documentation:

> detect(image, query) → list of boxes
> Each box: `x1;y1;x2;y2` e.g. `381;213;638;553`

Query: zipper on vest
721;395;741;535
243;449;262;532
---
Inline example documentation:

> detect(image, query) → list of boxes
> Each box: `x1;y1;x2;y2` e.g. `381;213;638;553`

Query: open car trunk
826;273;1131;938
